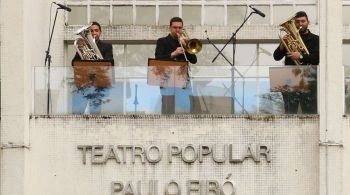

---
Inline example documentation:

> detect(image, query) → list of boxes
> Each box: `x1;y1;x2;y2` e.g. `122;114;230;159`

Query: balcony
33;65;318;115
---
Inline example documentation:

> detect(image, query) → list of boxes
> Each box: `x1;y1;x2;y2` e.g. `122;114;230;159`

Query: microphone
54;2;72;12
249;5;265;18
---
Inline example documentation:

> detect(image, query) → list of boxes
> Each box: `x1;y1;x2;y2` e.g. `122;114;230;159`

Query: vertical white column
319;0;344;195
1;0;28;195
1;0;64;194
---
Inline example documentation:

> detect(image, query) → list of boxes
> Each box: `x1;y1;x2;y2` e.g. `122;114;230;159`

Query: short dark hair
169;17;183;26
295;11;308;20
91;21;102;31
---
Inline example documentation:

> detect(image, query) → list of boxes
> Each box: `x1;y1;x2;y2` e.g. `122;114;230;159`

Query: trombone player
273;11;319;114
155;17;198;114
155;17;197;64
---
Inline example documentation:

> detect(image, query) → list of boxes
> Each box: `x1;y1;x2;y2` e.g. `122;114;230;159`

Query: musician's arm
273;44;287;61
155;38;172;60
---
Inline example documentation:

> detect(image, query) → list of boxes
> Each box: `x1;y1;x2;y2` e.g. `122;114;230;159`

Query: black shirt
155;34;197;64
273;30;319;65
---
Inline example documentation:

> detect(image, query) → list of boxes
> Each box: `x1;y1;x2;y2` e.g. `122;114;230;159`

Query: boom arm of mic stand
212;12;254;63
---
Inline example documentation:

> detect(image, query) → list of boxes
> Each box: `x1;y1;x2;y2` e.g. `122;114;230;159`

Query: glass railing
345;65;350;114
33;65;318;115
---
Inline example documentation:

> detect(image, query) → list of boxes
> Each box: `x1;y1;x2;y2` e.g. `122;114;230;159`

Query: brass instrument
279;16;309;65
74;25;103;60
177;29;202;61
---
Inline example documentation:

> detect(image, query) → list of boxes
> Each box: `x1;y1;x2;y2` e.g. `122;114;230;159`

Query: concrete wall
27;115;319;195
0;1;348;195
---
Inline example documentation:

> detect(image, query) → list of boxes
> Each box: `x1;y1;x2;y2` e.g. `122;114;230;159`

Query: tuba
177;29;202;61
279;16;309;65
74;25;103;60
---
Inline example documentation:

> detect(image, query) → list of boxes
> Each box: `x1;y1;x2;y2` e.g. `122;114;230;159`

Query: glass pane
235;44;257;65
345;66;350;114
343;44;350;66
182;6;201;25
259;79;285;114
67;44;76;66
159;6;179;26
196;44;256;66
67;6;87;25
112;6;133;25
258;44;283;65
113;45;126;66
273;5;294;25
204;6;225;26
295;5;318;25
196;44;233;66
136;6;156;25
90;6;110;25
249;6;270;25
34;65;318;115
126;45;156;66
343;6;350;25
227;6;247;25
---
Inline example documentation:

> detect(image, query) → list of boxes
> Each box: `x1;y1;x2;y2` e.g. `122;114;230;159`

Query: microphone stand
44;8;61;115
208;12;255;114
133;84;139;114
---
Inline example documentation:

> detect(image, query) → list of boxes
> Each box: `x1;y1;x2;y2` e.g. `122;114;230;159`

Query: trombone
177;29;202;61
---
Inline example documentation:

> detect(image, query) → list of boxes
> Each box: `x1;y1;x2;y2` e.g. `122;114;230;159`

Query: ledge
30;114;320;121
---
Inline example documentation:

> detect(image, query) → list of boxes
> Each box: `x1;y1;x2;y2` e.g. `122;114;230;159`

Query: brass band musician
273;11;319;65
155;17;197;64
71;21;114;114
154;17;198;114
273;11;319;114
72;21;114;62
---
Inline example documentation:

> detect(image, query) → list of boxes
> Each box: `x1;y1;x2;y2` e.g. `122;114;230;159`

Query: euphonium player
72;21;114;62
71;21;114;114
273;11;319;114
273;11;319;65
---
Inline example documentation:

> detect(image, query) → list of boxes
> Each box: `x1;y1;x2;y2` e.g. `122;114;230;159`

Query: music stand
269;66;314;92
147;58;189;88
72;60;114;88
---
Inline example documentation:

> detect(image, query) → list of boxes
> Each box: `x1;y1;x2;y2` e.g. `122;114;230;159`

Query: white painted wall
0;0;65;194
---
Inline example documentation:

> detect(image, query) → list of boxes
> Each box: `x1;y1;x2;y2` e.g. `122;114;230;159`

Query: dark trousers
282;91;317;114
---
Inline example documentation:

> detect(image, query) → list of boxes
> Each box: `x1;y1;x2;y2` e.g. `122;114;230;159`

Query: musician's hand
287;52;301;60
82;53;91;59
171;47;185;57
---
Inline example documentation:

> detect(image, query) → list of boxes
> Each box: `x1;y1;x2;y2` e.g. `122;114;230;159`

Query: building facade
0;0;349;195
